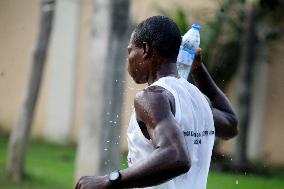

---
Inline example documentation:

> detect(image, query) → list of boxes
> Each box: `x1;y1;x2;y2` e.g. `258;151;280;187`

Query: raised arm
190;49;238;140
75;87;190;189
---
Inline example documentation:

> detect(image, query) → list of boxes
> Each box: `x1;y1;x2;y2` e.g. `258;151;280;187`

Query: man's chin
136;80;147;84
132;77;147;84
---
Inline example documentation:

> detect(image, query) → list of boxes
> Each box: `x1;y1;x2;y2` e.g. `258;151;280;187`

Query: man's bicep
149;116;187;149
134;91;173;128
134;91;184;147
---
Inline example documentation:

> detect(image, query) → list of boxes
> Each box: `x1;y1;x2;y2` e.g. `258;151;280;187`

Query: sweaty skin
75;32;238;189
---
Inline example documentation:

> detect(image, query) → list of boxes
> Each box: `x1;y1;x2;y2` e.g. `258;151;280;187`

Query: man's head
127;16;181;84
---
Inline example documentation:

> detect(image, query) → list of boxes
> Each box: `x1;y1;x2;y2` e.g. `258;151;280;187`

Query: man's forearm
116;146;189;188
191;63;238;139
191;63;235;114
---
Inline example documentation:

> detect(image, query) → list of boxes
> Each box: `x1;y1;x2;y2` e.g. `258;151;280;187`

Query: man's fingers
75;181;80;189
196;48;202;53
194;48;202;62
75;177;84;189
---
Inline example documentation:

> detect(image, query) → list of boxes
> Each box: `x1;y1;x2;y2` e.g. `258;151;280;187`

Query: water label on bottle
177;47;195;66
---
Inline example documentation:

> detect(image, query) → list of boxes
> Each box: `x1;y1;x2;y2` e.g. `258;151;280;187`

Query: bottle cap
191;24;201;31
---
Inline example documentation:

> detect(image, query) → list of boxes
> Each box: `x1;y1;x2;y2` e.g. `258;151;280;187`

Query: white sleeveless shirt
127;76;215;189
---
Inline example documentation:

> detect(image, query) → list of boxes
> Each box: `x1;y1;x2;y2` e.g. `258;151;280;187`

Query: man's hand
190;48;202;73
75;175;111;189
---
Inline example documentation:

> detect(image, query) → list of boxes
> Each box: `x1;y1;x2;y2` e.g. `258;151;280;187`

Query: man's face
127;32;149;84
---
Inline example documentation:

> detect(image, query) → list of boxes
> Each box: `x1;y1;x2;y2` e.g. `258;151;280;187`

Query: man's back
127;76;215;189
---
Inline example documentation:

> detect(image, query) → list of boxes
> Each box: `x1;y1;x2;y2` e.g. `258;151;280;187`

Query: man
75;16;238;189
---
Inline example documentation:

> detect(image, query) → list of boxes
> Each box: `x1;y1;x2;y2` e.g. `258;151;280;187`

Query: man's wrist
105;170;123;188
102;175;113;189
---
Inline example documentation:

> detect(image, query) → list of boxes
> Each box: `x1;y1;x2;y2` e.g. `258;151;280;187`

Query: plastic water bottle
177;24;201;79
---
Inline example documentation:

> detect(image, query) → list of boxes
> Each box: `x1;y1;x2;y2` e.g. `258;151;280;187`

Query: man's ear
142;42;152;58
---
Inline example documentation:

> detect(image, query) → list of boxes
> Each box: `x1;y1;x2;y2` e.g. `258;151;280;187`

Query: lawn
0;134;284;189
207;172;284;189
0;135;76;189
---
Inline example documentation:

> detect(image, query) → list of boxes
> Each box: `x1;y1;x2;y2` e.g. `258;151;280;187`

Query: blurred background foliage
165;0;284;89
162;0;242;89
161;0;284;172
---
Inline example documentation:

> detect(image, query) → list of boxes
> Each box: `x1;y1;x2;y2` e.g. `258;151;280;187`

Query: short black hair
133;16;182;61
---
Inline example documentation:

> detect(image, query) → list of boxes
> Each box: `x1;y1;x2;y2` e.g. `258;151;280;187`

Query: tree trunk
234;3;257;166
6;0;55;181
98;0;130;175
44;0;80;145
75;0;130;179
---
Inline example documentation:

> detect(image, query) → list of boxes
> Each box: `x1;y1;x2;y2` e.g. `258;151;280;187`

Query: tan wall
0;0;218;133
0;0;47;137
262;36;284;164
131;0;218;23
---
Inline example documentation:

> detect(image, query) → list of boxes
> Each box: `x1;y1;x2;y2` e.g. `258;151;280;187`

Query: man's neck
147;63;179;85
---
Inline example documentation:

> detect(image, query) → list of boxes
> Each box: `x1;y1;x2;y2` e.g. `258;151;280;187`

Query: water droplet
235;180;238;185
106;140;110;143
104;148;108;151
118;136;121;138
107;112;110;115
114;121;117;124
116;115;119;118
230;158;233;161
109;121;113;123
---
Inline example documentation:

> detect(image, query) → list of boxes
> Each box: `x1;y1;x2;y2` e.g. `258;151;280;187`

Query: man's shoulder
135;87;167;105
134;86;174;127
134;85;176;117
134;85;170;104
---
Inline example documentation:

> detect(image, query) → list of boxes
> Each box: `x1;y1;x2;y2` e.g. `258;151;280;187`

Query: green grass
207;172;284;189
0;133;284;189
0;135;76;189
